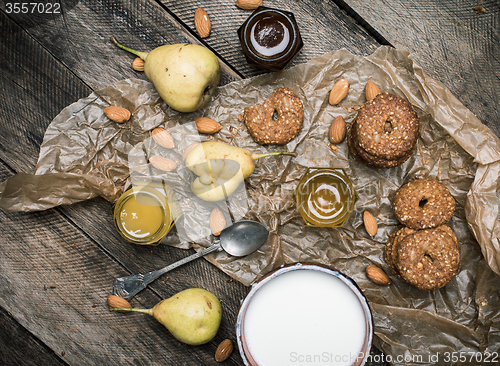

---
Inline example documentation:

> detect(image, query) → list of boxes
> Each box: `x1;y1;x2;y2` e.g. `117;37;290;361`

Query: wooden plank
0;1;391;365
158;0;380;77
336;0;500;136
0;307;67;366
0;6;247;365
0;161;246;365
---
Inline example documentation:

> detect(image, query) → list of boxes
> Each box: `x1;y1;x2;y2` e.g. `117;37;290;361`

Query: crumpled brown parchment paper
1;46;500;364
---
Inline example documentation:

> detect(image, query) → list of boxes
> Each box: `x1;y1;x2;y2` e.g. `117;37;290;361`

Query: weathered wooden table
1;1;499;365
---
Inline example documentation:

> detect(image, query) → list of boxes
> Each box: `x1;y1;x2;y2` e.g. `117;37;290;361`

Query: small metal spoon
112;220;269;300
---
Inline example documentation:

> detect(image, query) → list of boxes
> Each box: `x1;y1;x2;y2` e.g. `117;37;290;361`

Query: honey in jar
293;168;358;227
113;182;175;245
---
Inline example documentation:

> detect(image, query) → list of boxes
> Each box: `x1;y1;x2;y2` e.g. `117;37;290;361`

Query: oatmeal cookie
395;225;460;290
355;93;419;160
243;87;304;145
392;179;455;229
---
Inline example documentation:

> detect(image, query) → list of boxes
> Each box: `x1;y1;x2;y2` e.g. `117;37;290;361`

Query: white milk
241;268;369;366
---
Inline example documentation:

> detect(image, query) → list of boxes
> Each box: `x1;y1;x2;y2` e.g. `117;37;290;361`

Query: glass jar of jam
238;6;303;71
292;168;358;227
113;181;176;245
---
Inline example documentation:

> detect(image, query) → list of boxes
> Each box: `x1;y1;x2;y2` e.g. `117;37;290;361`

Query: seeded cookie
348;121;414;168
243;87;304;145
392;179;455;229
395;225;460;290
355;93;419;160
384;226;404;279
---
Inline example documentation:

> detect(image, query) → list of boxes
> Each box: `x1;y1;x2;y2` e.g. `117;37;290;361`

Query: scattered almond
132;57;145;71
210;207;226;236
329;79;349;105
365;80;380;101
149;156;177;172
107;295;132;311
235;0;262;10
103;106;131;123
195;117;222;134
194;8;211;38
366;265;391;285
329;116;346;144
151;127;175;149
215;339;234;362
182;142;200;163
363;211;378;236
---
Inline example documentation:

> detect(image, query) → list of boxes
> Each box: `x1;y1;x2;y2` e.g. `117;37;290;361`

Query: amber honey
293;168;358;227
113;182;175;245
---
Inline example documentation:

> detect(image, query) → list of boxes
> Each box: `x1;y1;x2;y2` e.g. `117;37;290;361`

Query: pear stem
251;151;296;161
110;307;154;315
110;36;149;61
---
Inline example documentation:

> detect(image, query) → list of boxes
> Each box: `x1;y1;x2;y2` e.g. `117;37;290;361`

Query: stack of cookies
384;179;460;290
347;93;419;168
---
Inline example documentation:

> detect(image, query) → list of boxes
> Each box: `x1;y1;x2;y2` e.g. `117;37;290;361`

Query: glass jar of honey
113;181;175;245
237;6;303;71
293;168;358;227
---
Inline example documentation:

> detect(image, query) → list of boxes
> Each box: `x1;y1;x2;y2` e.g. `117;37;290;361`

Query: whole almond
152;127;175;149
366;265;392;285
363;211;378;236
132;57;145;71
215;339;234;362
210;207;226;236
103;106;131;123
329;116;346;144
195;117;222;134
329;79;349;105
365;80;380;101
107;295;132;310
235;0;262;10
182;142;200;163
149;156;177;172
194;8;211;38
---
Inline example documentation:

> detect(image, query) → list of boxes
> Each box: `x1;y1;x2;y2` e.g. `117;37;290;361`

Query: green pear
110;288;222;345
111;37;221;113
185;141;295;201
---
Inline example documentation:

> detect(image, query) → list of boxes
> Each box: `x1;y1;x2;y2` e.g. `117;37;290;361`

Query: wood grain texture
159;0;380;77
337;0;500;136
5;0;497;365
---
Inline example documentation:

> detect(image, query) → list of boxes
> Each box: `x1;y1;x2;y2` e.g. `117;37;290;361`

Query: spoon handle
156;241;221;277
113;241;221;300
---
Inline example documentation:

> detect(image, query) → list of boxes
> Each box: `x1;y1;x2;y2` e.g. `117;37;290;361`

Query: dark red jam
238;7;303;71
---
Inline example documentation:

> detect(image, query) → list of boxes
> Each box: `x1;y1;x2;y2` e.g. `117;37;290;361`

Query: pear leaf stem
110;307;153;315
110;36;149;61
251;151;296;161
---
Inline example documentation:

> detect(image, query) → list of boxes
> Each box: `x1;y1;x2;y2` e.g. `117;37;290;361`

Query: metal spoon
112;220;269;300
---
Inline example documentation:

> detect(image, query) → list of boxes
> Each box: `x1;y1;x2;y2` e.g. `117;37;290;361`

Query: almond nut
182;142;200;163
103;106;131;123
107;295;132;311
132;57;145;71
366;265;392;285
210;207;226;236
363;211;378;236
149;156;177;172
329;116;346;144
329;79;349;105
215;339;234;362
365;80;380;101
151;127;175;149
235;0;262;10
194;8;211;38
195;117;222;134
